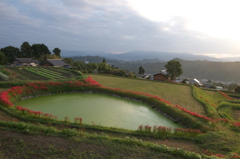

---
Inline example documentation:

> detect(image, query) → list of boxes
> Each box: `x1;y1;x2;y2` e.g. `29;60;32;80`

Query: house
189;78;203;86
12;58;40;66
41;59;71;68
153;73;169;81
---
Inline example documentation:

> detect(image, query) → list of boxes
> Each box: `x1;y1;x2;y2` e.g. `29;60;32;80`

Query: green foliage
20;41;32;58
0;46;19;63
138;66;145;74
0;51;8;65
217;102;240;120
52;48;61;57
0;68;11;75
164;60;183;80
235;86;240;93
31;43;51;59
0;71;9;81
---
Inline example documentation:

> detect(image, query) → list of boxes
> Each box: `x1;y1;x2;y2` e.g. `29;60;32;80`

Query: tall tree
138;66;145;74
20;41;32;58
164;60;183;80
0;46;19;63
52;48;61;57
32;43;51;59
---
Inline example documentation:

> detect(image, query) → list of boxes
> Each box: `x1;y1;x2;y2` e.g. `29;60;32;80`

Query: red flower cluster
175;104;213;121
74;117;83;124
16;105;57;119
109;87;173;106
16;105;42;116
201;149;225;158
26;82;49;90
233;122;240;127
219;91;233;100
0;91;13;106
230;154;240;158
211;104;217;107
215;118;229;123
153;125;172;133
83;76;102;87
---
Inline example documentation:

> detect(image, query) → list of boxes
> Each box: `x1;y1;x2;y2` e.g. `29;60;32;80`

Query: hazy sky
1;0;240;58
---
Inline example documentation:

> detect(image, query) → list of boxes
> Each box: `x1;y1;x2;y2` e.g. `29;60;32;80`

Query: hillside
0;73;240;158
110;59;240;83
70;56;240;83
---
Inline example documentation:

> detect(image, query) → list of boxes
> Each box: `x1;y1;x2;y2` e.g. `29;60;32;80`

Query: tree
0;46;19;63
102;58;106;63
20;41;32;58
53;48;61;57
228;83;239;91
0;51;8;65
235;86;240;93
164;60;183;80
138;66;145;74
32;43;51;59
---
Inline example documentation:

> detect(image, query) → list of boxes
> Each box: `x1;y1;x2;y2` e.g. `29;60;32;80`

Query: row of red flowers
0;76;102;107
1;76;239;130
219;91;233;100
175;104;213;121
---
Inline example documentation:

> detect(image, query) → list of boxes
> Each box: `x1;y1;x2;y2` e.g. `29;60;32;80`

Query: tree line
63;57;135;77
0;42;61;64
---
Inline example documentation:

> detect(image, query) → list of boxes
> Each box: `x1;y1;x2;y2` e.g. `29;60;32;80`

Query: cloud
0;0;239;56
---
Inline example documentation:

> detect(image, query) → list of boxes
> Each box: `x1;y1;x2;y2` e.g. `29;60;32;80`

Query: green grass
90;74;206;115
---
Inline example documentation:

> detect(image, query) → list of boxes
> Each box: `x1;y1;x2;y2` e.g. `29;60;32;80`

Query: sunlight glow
128;0;240;41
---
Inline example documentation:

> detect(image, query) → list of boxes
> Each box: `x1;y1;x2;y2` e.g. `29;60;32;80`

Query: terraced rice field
90;74;205;115
5;67;78;80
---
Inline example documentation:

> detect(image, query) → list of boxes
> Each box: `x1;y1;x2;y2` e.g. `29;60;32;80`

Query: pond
17;93;181;130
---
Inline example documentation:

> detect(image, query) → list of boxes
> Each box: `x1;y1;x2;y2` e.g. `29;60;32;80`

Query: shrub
0;71;9;81
235;86;240;93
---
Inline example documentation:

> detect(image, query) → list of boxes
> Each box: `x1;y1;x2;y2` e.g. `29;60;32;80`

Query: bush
0;69;11;75
0;71;9;81
235;86;240;93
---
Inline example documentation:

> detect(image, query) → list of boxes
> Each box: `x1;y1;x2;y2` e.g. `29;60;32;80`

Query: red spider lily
233;122;240;127
201;149;225;158
219;91;233;100
0;91;13;106
84;76;102;87
175;104;213;121
74;117;83;124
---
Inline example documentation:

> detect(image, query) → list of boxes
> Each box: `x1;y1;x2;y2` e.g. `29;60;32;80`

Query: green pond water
17;93;181;130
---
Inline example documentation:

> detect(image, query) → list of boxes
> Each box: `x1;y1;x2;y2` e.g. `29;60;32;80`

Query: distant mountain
70;55;240;83
62;50;218;61
218;56;240;62
104;51;219;61
61;50;110;57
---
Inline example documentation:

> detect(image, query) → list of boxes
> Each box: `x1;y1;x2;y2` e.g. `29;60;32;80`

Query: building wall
153;74;168;81
41;63;52;66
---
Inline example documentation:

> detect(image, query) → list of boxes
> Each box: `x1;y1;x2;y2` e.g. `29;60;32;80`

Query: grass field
90;74;205;115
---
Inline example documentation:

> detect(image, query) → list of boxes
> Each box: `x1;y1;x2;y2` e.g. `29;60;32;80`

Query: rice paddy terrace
1;66;80;80
0;72;240;158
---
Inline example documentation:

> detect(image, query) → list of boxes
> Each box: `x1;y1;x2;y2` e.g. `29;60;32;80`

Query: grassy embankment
0;70;240;158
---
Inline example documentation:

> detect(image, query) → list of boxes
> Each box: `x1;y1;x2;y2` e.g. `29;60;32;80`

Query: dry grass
90;75;205;115
233;110;240;120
